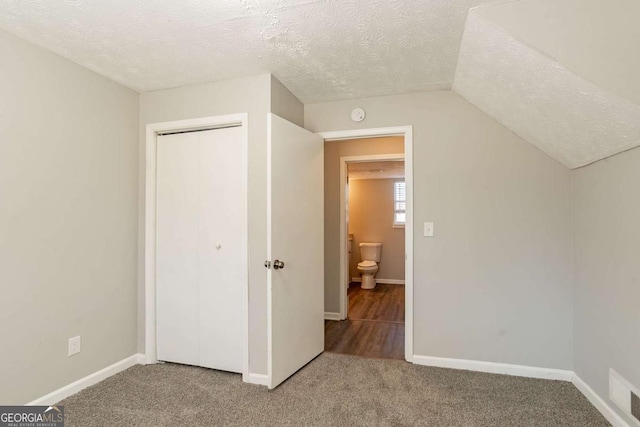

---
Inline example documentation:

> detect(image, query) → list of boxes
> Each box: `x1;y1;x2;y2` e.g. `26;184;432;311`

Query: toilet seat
358;260;377;268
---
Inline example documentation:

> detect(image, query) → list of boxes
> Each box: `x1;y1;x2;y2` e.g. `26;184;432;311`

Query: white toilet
357;243;382;290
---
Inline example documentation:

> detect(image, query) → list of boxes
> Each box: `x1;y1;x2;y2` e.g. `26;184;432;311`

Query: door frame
318;126;414;363
340;153;405;316
144;113;250;381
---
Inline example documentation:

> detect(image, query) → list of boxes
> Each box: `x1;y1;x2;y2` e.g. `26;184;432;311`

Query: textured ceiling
348;161;404;180
0;0;485;102
474;0;640;106
453;10;640;169
3;0;638;168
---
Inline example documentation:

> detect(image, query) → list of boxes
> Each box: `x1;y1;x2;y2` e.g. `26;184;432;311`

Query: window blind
394;181;406;225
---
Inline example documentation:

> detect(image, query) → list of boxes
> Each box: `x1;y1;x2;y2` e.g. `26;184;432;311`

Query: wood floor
324;283;404;360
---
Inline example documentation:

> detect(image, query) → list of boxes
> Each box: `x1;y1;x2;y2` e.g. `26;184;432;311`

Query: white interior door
267;113;325;389
156;126;244;373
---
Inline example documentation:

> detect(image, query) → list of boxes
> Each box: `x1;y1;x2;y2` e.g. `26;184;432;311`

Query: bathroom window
393;180;406;227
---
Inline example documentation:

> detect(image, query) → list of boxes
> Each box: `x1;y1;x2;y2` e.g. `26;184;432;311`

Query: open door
267;113;324;389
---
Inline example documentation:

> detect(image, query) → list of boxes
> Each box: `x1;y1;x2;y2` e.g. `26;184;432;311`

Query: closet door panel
156;132;200;366
198;127;244;372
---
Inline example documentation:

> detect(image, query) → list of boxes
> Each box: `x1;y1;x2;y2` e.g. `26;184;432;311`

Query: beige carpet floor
59;353;609;426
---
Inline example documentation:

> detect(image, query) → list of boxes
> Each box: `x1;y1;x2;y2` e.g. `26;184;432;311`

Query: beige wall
270;75;304;127
349;179;405;281
307;90;574;369
324;137;404;313
5;24;617;402
572;147;640;426
0;30;139;404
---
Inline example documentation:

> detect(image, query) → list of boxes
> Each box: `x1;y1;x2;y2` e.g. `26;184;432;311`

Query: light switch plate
424;222;434;237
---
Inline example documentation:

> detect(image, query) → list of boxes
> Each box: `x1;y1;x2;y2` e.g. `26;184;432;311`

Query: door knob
273;260;285;270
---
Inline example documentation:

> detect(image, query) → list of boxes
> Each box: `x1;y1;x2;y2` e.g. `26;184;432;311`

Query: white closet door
198;127;243;372
156;131;200;366
156;126;243;373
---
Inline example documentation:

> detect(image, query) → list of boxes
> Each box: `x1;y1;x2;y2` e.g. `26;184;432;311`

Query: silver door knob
273;260;285;270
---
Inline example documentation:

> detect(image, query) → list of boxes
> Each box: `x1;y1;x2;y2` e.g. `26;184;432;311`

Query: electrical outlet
68;336;81;356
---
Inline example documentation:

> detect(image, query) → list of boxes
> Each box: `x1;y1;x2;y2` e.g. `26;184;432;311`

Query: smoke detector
351;107;366;122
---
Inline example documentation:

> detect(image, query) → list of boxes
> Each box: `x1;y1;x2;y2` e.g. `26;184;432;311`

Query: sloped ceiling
453;0;640;169
473;0;640;106
2;0;638;167
0;0;486;102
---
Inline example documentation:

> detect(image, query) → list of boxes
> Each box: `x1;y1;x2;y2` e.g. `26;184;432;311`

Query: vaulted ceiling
453;0;640;169
1;0;638;168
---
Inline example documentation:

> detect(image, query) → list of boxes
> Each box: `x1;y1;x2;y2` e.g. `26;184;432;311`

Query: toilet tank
359;242;382;262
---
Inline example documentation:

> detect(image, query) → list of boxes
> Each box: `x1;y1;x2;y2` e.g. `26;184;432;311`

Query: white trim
341;152;405;322
339;153;406;161
320;126;409;141
405;126;414;364
144;114;250;382
26;354;144;405
246;373;269;386
412;355;574;381
412;354;631;425
610;369;640;426
340;159;348;320
324;312;342;321
573;373;631;427
350;176;405;181
319;125;413;362
351;277;405;285
266;114;274;388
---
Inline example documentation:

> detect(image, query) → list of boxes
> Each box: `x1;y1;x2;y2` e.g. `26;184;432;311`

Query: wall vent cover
632;391;640;422
610;369;640;425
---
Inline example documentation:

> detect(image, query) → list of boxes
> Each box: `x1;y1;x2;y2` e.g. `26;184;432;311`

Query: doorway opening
319;127;413;362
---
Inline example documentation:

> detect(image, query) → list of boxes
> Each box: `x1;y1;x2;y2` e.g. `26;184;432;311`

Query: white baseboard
23;349;630;426
351;277;405;285
27;353;144;405
245;372;268;386
412;354;631;426
412;354;573;381
324;312;342;321
573;373;631;427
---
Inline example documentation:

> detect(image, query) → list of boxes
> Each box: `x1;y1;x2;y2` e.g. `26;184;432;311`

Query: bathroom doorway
318;127;413;361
